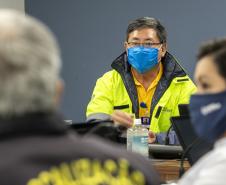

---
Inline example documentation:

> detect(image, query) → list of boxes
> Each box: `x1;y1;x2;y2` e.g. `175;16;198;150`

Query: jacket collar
0;112;67;139
111;52;139;116
111;51;186;79
111;51;187;118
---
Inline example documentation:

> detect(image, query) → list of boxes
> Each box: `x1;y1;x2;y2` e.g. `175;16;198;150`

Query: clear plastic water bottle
127;125;133;152
127;118;149;157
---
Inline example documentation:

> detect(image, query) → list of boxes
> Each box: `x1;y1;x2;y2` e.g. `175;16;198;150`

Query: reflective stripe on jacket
86;52;196;133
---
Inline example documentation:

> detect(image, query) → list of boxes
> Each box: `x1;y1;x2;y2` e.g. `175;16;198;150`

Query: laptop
170;116;213;165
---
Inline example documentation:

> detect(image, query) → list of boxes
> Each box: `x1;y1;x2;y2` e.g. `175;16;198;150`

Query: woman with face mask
178;38;226;185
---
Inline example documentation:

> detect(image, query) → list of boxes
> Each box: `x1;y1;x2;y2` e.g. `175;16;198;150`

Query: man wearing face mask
86;17;196;143
178;38;226;185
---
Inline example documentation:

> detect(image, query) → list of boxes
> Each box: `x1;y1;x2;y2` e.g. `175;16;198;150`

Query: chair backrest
70;120;126;143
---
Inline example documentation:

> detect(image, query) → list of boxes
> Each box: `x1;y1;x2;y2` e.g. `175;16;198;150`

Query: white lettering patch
201;102;222;116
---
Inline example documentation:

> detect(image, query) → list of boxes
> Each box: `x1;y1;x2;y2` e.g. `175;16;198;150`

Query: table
152;159;190;182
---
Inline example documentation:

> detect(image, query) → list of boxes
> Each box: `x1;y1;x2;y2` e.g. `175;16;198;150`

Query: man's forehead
128;28;158;40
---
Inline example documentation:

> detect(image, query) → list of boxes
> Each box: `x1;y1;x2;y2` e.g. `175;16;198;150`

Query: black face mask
189;90;226;143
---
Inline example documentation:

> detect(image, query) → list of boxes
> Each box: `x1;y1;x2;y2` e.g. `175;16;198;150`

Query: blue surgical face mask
189;91;226;143
127;46;159;74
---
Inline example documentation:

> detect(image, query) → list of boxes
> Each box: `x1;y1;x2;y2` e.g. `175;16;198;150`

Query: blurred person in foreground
179;38;226;185
0;10;160;185
86;17;196;143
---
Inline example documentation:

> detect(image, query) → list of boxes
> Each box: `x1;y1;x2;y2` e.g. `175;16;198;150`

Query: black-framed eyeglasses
127;42;162;48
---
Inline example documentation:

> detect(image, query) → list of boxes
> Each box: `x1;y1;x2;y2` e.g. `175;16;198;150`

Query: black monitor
170;116;213;165
178;104;190;116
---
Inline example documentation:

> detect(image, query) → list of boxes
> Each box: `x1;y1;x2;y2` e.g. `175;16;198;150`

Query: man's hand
148;131;156;144
111;110;133;128
112;110;157;143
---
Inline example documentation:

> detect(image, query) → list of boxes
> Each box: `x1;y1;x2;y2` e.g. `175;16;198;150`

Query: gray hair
0;10;61;117
126;17;167;43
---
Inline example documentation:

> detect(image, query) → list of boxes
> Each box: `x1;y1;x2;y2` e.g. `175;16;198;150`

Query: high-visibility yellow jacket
86;52;196;133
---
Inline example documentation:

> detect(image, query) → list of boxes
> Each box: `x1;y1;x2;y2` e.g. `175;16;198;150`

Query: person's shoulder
168;75;196;90
78;134;142;163
181;144;226;185
78;135;160;184
210;138;226;162
192;140;226;168
172;75;195;86
97;70;121;83
100;69;120;78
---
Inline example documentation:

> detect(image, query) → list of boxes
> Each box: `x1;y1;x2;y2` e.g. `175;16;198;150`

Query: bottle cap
134;118;142;125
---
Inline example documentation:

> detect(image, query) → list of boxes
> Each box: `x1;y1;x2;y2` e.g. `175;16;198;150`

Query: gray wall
25;0;226;122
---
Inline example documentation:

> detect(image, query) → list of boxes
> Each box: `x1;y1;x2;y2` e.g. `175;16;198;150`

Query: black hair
197;38;226;80
126;17;167;43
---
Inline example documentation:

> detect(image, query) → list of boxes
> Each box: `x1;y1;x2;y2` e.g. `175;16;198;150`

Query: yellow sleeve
86;71;114;120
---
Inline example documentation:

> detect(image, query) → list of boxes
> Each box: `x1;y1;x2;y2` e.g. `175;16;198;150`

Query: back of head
0;10;61;117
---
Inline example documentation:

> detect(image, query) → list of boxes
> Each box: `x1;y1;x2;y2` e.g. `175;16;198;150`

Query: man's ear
161;43;167;57
54;79;64;106
124;41;128;50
